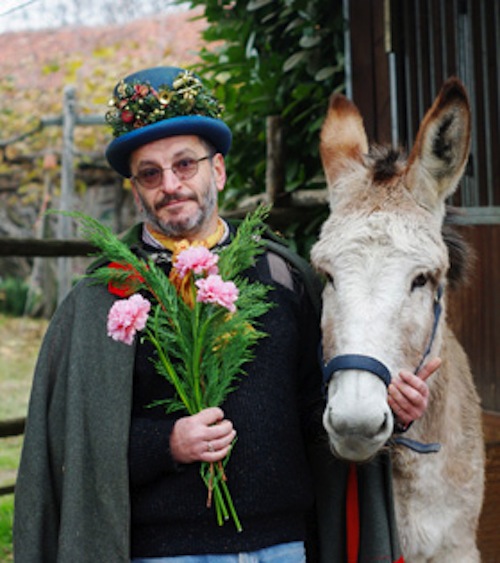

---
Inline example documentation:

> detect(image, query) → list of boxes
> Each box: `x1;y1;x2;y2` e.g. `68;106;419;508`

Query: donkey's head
311;78;471;462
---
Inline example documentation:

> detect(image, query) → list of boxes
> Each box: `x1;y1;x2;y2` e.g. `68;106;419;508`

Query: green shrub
0;278;29;317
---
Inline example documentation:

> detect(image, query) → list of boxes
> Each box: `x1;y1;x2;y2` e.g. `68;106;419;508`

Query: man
14;67;433;562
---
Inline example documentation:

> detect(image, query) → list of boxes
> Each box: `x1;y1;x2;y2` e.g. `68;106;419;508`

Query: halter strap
414;284;443;374
322;354;391;388
392;436;441;453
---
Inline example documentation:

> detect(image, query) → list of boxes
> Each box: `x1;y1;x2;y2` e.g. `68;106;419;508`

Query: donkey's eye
324;271;335;288
411;273;428;291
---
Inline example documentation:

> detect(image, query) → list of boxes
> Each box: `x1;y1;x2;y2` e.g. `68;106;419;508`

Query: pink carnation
195;275;239;313
107;294;151;345
174;246;219;279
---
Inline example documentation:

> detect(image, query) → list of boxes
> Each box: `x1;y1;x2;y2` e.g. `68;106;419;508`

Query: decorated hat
105;66;232;178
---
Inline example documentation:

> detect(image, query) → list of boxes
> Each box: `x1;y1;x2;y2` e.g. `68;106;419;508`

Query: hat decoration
106;70;224;138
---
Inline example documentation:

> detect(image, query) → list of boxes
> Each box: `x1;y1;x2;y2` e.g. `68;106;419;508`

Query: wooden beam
0;417;25;439
0;484;15;497
0;238;96;257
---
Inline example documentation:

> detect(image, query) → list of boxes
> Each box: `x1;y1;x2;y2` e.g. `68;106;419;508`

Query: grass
0;495;14;563
0;314;47;562
0;315;47;420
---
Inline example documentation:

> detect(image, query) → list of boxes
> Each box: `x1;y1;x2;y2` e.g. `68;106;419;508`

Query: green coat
14;281;134;562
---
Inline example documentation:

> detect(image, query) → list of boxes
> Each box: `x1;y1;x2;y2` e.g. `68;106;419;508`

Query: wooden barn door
345;0;500;559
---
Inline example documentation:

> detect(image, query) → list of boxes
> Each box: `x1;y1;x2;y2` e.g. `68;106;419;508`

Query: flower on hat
121;110;134;124
106;70;225;138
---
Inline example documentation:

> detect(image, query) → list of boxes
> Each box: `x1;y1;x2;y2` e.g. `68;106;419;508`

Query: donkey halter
320;284;444;454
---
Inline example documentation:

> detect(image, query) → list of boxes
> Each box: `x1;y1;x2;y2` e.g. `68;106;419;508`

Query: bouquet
67;207;274;531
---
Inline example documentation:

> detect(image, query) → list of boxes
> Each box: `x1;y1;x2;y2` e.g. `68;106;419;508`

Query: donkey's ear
406;78;471;218
320;94;369;186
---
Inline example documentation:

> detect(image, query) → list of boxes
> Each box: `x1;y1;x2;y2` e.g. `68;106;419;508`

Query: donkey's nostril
378;412;389;435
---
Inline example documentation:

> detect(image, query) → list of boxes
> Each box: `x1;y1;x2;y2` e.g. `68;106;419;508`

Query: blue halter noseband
322;354;392;388
320;285;444;454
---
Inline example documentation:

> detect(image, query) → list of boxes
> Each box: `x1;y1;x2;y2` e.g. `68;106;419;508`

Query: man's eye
140;168;161;179
175;158;195;171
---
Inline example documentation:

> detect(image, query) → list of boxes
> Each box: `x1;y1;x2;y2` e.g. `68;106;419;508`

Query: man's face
130;135;226;240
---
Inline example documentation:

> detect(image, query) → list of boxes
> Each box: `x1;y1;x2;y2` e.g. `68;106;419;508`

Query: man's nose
159;167;182;192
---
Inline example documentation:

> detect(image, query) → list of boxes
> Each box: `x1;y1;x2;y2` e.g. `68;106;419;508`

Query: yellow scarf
149;218;226;308
149;217;226;252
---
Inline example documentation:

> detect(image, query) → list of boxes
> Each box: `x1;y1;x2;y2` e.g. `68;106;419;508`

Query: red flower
121;109;135;123
134;84;150;97
107;262;145;298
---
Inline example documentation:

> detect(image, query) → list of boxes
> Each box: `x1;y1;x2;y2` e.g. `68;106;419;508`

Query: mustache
154;192;197;211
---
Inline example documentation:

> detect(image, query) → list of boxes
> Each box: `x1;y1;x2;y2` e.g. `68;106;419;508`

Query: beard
136;176;218;238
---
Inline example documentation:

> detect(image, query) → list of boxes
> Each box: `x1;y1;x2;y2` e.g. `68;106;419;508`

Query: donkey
310;78;485;562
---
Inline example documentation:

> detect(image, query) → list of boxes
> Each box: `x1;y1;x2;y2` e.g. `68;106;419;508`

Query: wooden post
57;86;76;305
265;116;286;206
25;153;57;316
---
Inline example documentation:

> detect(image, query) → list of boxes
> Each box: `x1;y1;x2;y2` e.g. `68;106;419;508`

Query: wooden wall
448;227;500;559
346;0;392;144
478;411;500;562
447;225;500;412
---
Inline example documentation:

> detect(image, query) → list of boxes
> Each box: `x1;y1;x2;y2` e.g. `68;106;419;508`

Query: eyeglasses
132;155;212;189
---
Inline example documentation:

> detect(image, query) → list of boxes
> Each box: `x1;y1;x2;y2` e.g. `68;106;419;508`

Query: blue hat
105;66;232;178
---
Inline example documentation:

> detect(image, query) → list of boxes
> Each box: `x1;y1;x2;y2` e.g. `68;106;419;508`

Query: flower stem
147;327;194;414
201;461;242;531
206;462;214;508
214;488;223;526
191;296;203;411
220;479;243;532
213;482;229;522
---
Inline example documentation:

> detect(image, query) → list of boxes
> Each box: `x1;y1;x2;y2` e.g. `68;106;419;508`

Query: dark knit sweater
128;240;324;557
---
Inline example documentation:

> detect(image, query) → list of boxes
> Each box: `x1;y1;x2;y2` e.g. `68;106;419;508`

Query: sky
0;0;81;31
0;0;183;33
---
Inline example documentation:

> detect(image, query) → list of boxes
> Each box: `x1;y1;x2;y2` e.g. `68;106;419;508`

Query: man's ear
212;153;227;192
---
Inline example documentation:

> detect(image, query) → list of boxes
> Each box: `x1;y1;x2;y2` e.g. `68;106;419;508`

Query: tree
182;0;345;253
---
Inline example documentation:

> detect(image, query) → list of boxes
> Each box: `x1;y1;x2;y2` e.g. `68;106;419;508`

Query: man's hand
388;357;442;428
170;407;236;464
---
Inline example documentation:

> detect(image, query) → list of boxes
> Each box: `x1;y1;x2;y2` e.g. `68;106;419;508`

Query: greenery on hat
105;70;224;138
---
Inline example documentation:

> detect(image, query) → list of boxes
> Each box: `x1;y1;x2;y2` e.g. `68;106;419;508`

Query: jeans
131;541;306;563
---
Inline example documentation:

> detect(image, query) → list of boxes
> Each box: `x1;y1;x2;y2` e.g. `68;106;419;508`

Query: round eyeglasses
132;155;212;189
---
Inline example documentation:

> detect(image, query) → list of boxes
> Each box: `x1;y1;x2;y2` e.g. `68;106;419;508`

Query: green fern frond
217;204;270;278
